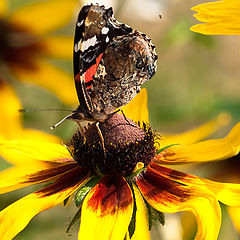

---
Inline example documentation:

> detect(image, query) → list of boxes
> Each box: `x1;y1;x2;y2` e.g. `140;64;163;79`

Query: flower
0;0;79;105
0;89;240;240
190;0;240;35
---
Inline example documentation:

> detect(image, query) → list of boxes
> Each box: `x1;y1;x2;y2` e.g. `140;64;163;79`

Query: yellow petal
0;161;77;194
0;83;22;140
161;112;231;146
207;181;240;207
191;0;240;35
0;139;70;165
121;88;149;124
0;0;7;16
0;166;89;240
9;0;79;35
10;60;78;106
79;175;133;240
156;122;240;164
136;163;221;240
131;184;150;240
149;162;240;207
43;36;73;59
228;206;240;233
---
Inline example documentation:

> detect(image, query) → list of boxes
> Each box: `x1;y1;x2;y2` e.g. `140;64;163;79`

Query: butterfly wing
73;4;132;112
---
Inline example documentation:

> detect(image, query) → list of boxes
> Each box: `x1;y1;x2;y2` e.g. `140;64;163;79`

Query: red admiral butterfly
52;4;157;130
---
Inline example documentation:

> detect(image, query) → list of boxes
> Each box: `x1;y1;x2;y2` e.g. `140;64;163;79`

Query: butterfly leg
106;109;137;128
96;122;106;158
119;109;138;128
76;122;86;142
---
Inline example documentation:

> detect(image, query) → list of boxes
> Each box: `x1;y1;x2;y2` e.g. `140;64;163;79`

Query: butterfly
52;4;157;131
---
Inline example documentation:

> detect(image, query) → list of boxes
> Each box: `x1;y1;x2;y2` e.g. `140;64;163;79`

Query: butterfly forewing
73;4;132;111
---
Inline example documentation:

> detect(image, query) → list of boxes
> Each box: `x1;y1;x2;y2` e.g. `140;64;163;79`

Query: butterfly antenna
19;108;73;112
50;113;73;130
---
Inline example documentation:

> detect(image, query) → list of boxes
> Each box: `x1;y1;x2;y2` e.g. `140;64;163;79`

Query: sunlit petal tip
160;112;231;147
79;175;133;240
190;24;213;36
190;0;240;35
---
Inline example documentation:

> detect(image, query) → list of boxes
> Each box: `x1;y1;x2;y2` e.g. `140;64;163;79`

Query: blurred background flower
0;0;240;239
0;0;79;107
0;78;59;142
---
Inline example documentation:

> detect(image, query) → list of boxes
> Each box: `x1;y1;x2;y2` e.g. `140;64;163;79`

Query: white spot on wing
77;20;84;27
74;43;78;52
105;36;109;43
74;40;81;52
81;35;98;52
89;35;97;46
101;27;109;34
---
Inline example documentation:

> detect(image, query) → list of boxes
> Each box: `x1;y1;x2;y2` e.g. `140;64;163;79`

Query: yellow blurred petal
161;112;231;146
191;0;240;35
136;164;221;240
0;139;70;165
131;184;150;240
10;60;78;106
228;206;240;233
0;82;59;142
157;122;240;164
43;36;73;59
9;0;78;35
0;167;88;240
121;88;149;123
0;83;22;140
0;0;7;16
79;175;133;240
21;128;60;143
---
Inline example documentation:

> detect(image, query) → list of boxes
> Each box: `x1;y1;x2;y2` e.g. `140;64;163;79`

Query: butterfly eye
136;57;145;69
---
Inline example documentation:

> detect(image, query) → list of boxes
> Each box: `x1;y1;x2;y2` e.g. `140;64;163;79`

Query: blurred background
0;0;240;239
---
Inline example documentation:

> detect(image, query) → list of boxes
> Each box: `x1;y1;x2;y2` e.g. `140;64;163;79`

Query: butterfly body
70;4;157;124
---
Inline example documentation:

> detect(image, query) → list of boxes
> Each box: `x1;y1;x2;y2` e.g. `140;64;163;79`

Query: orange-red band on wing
84;53;103;85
